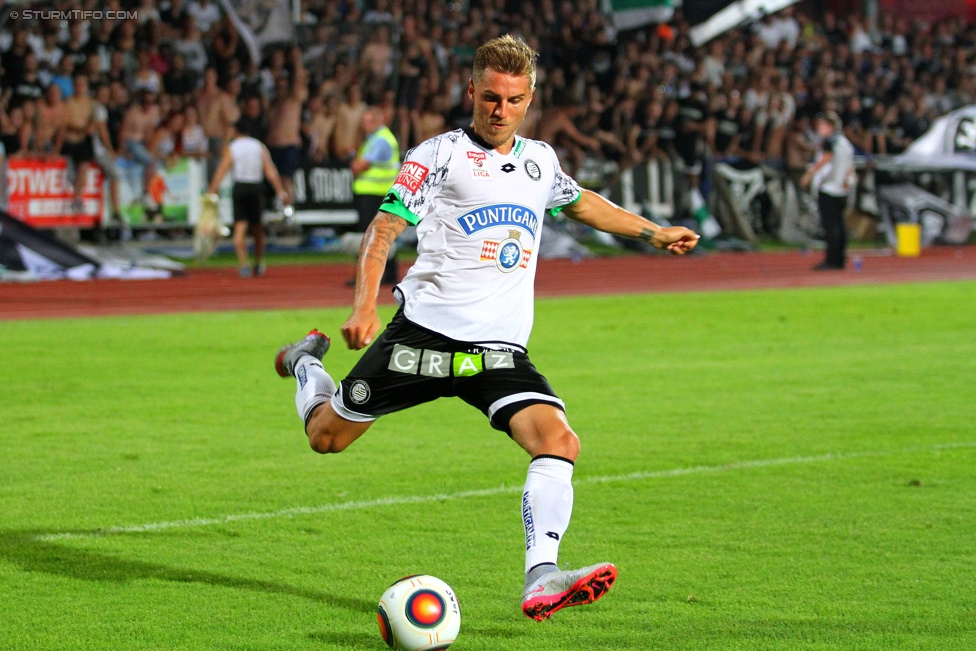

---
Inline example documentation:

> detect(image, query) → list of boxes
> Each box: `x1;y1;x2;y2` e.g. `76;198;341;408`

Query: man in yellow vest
351;106;400;284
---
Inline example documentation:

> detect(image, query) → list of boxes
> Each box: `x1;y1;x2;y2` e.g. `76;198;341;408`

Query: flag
610;0;674;31
217;0;295;64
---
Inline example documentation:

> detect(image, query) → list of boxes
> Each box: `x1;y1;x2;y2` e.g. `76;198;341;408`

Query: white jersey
229;136;265;183
380;128;581;349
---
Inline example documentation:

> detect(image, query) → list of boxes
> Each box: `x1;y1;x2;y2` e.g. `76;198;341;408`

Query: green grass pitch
1;281;975;650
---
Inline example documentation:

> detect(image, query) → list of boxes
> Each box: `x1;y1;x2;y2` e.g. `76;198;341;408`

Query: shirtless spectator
57;73;98;210
411;91;447;146
120;89;162;199
303;93;338;163
265;52;308;198
34;84;67;159
359;25;394;102
333;83;367;163
537;94;602;175
198;67;239;179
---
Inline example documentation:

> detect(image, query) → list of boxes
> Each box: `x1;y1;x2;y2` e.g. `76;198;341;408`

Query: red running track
1;247;975;320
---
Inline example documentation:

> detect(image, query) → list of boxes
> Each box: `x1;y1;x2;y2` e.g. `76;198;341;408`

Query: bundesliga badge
481;229;531;273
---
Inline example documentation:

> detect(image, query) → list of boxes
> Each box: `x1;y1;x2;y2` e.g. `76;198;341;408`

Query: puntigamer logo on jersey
456;204;540;238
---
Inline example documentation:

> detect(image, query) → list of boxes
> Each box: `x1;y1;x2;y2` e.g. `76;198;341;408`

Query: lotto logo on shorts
395;162;429;192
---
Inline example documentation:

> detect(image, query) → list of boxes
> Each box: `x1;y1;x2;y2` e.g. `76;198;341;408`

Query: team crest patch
481;229;531;273
466;151;492;179
348;380;371;404
524;159;541;181
395;162;429;192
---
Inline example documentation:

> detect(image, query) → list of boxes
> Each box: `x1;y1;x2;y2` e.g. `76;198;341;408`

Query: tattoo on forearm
362;213;405;265
639;228;657;244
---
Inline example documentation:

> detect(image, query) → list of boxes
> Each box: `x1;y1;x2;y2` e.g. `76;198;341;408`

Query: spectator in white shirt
187;0;222;34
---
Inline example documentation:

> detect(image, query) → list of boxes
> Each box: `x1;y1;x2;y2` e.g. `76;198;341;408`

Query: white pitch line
36;441;976;543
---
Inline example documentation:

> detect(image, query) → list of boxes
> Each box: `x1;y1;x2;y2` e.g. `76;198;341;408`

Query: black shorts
332;311;565;434
268;145;301;177
232;182;265;225
61;136;94;164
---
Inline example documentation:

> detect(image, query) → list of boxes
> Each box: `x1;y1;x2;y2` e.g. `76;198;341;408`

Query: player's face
469;69;534;152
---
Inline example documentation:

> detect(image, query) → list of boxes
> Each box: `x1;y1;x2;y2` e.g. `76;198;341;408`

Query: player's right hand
341;309;381;350
656;226;700;255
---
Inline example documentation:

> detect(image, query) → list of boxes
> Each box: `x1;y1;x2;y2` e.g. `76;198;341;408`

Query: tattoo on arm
639;228;657;244
362;212;406;265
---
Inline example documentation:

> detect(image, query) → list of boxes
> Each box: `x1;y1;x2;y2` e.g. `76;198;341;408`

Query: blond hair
472;35;538;88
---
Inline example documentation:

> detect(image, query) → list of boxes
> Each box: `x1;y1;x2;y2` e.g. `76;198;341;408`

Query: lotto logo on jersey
466;151;492;179
394;162;429;193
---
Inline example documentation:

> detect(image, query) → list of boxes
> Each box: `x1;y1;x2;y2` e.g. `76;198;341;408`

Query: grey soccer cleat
521;562;617;621
274;330;331;378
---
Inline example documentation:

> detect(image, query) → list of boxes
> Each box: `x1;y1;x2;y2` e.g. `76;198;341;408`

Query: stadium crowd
1;0;975;225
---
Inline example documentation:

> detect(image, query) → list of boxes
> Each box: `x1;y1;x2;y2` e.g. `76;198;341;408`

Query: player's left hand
654;226;700;255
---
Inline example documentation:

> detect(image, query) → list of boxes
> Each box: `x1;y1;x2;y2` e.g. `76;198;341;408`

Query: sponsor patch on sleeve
395;162;430;193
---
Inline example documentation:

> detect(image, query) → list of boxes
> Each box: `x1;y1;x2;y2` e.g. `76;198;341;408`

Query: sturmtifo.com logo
10;9;139;20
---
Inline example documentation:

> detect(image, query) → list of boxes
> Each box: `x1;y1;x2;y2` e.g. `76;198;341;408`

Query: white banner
217;0;295;64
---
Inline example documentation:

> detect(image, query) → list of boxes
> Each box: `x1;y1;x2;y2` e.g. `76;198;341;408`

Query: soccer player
274;35;699;621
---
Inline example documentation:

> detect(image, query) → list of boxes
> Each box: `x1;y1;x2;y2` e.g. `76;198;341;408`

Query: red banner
877;0;974;22
5;158;104;228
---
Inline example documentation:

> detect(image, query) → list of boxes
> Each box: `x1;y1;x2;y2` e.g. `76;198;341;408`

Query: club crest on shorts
348;380;371;404
480;229;531;273
524;159;541;181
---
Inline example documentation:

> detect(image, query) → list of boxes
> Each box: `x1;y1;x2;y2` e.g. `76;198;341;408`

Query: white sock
522;455;574;574
294;354;336;425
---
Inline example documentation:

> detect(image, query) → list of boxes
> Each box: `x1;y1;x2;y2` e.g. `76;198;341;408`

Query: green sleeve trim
378;189;421;225
547;189;582;217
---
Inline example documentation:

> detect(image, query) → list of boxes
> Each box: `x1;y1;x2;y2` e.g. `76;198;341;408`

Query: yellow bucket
896;223;921;257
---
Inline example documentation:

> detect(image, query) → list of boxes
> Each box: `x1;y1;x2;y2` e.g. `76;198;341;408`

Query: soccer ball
377;575;461;650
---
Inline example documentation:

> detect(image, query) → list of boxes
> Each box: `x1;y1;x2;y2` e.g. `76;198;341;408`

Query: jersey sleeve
544;145;582;217
378;134;454;225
